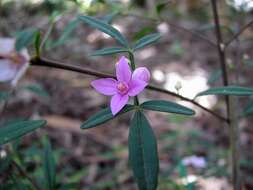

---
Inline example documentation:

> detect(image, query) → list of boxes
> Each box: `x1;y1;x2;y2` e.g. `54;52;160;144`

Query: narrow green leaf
81;105;134;129
156;2;169;14
91;47;129;56
43;138;56;190
243;99;253;116
102;12;119;24
208;69;222;84
133;33;161;51
22;84;50;98
245;60;253;67
133;27;156;41
129;111;159;190
0;120;47;145
140;100;195;115
15;28;37;52
0;155;11;173
0;92;10;102
34;31;41;57
78;15;128;47
196;86;253;97
54;19;80;47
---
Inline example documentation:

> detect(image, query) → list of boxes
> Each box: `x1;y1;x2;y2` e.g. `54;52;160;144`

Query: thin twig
225;20;253;48
30;57;228;123
12;160;43;190
147;85;228;122
122;13;217;47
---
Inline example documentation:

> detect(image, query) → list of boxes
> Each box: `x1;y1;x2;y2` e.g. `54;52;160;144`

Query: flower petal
11;62;30;87
116;56;131;83
128;79;147;96
110;94;129;115
91;78;117;95
11;48;30;87
132;67;150;83
0;38;15;55
0;60;17;82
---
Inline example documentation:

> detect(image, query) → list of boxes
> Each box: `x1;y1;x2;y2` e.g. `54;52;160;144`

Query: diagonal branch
30;57;228;123
12;160;42;190
225;20;253;48
123;13;217;47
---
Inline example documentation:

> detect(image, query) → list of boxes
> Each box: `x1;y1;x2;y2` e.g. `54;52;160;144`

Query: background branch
30;57;228;123
12;160;42;190
123;13;217;47
211;0;240;189
225;20;253;48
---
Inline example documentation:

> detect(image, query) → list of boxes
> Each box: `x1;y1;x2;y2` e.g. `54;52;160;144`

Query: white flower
0;38;30;87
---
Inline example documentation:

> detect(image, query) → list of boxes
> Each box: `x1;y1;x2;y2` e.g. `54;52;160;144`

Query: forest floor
1;3;253;190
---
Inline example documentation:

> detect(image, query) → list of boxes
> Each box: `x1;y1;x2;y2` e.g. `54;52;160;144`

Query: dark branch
12;160;42;190
123;13;217;47
225;20;253;48
30;57;228;123
211;0;230;116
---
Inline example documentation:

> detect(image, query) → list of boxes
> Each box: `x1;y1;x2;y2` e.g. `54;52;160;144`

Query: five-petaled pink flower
91;56;150;115
0;38;30;87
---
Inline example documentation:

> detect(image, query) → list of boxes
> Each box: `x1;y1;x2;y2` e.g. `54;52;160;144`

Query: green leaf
54;19;80;47
133;33;161;51
0;120;47;145
34;31;41;57
15;28;38;52
43;138;56;190
156;2;169;14
78;15;128;47
102;12;119;24
133;27;156;41
91;47;129;56
0;155;11;173
140;100;195;115
208;69;222;84
129;111;159;190
169;40;184;57
81;105;134;129
22;84;50;98
0;92;10;102
245;60;253;67
196;86;253;97
243;99;253;116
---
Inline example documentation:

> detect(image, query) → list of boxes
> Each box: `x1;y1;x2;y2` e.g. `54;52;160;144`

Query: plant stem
129;51;136;70
225;20;253;48
128;52;139;105
211;0;230;114
123;13;217;47
12;160;42;190
30;57;228;122
211;0;240;189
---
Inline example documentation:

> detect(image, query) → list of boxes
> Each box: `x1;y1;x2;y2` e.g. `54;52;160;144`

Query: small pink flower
0;38;30;86
91;56;150;115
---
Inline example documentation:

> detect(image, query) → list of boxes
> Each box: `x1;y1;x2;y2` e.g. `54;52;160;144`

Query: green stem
129;51;136;70
128;52;139;106
12;160;42;190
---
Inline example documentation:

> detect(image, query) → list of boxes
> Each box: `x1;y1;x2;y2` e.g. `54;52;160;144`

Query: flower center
117;82;129;94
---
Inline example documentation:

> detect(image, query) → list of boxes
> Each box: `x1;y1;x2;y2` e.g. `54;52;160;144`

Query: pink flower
0;38;30;87
91;56;150;115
